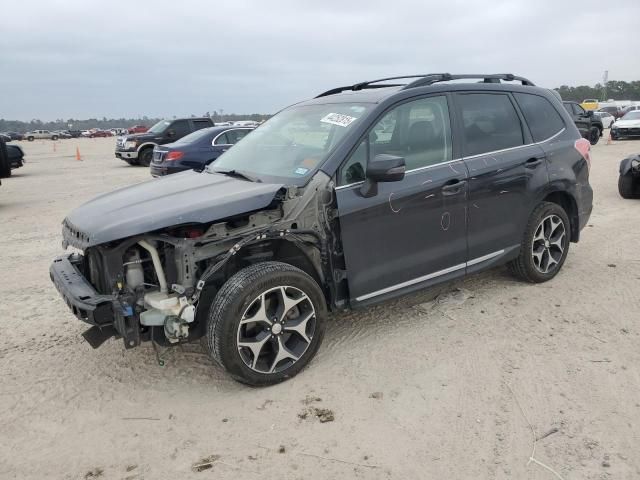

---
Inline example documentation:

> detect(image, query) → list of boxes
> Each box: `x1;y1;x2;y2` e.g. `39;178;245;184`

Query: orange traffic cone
76;147;82;161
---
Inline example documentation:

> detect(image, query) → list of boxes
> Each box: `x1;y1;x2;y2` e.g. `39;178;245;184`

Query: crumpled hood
63;170;284;248
613;119;640;128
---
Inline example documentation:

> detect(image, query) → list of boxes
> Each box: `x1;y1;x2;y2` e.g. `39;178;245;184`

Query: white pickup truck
25;130;59;141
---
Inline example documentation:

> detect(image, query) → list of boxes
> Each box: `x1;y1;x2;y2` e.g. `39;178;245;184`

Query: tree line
3;80;640;133
554;80;640;103
0;113;271;133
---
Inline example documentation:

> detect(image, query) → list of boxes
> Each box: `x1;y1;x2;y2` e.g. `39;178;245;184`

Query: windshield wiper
211;169;261;183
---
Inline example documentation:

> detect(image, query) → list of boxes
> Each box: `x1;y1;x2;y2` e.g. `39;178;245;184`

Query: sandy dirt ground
1;135;639;480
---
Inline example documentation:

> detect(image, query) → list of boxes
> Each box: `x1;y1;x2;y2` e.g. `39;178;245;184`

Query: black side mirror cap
360;154;405;197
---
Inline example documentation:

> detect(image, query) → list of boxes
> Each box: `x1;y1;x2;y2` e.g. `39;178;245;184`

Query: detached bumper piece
50;254;142;349
50;254;115;326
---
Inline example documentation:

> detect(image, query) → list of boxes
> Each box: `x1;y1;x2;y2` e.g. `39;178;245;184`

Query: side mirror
360;154;405;198
167;130;176;138
586;110;594;117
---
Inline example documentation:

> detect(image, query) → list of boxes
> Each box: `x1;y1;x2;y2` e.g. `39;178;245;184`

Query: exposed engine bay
51;172;347;352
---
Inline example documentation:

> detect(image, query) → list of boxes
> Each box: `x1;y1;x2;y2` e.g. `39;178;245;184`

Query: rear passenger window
514;93;565;142
193;120;211;131
214;133;230;145
457;93;524;157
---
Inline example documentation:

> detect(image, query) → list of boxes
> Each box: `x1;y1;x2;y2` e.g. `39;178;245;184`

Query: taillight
574;138;591;170
166;151;184;161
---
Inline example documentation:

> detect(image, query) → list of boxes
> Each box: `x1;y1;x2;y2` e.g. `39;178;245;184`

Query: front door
335;95;468;305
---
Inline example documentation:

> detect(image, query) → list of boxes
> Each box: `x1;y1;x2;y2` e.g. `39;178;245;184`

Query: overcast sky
2;0;640;121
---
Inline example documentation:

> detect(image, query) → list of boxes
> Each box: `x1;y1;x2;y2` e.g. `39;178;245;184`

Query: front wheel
588;126;600;145
27;136;34;142
508;202;571;283
207;262;327;386
138;148;152;167
51;135;58;141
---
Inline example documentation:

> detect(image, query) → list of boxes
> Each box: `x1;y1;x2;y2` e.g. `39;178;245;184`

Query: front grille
617;128;640;136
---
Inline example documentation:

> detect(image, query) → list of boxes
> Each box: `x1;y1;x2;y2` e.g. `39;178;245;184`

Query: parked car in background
618;154;640;198
127;125;148;134
25;130;59;141
1;132;24;141
611;111;640;140
150;126;253;177
110;128;128;136
67;130;83;138
580;99;599;111
0;137;10;179
593;111;615;129
562;101;603;145
115;117;214;166
0;133;11;142
89;130;113;138
620;105;640;116
54;130;72;139
233;120;260;127
597;105;624;119
50;73;593;385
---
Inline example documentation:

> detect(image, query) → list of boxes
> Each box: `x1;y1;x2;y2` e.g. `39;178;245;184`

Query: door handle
441;179;467;196
525;157;544;169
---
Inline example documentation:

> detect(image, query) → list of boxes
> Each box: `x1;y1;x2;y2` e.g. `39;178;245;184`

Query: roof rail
315;73;535;98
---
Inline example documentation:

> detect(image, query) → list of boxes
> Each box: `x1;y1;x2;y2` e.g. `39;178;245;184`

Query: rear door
336;95;469;305
167;120;190;142
455;92;548;266
192;119;212;132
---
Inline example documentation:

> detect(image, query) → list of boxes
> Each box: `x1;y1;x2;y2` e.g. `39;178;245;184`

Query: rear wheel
588;126;600;145
27;136;34;142
207;262;327;386
508;202;570;283
138;148;152;167
618;173;640;199
51;135;58;141
0;140;11;178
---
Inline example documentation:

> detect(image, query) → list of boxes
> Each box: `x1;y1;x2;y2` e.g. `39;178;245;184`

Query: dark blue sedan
150;126;253;177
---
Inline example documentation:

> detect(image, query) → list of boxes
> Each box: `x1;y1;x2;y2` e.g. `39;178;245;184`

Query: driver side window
338;96;452;185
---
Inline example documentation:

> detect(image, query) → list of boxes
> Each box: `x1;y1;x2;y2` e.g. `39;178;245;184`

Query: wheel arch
136;142;157;153
541;190;579;243
193;238;326;336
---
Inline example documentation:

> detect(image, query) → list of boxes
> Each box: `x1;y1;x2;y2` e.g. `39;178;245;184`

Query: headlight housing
125;140;138;149
631;159;640;172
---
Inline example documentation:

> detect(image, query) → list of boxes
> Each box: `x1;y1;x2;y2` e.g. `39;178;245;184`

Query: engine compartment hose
138;240;168;293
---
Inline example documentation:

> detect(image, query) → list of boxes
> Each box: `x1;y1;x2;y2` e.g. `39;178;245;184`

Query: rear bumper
150;164;189;177
49;254;117;326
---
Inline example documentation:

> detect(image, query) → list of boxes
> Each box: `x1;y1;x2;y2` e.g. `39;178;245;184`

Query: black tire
27;136;34;142
588;126;600;145
618;173;640;199
508;202;571;283
611;133;618;140
125;158;139;166
51;135;58;141
0;139;11;178
138;148;153;167
207;261;327;386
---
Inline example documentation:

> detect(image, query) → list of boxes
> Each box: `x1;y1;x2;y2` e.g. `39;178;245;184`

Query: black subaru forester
50;73;593;385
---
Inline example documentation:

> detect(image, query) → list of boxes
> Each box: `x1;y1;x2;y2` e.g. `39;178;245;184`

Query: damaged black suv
50;73;593;385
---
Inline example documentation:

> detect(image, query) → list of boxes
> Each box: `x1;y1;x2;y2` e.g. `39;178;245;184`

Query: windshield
622;111;640;120
147;120;171;134
209;102;371;183
172;127;216;145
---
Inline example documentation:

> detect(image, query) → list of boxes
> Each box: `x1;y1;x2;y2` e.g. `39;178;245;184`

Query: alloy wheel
237;286;316;374
531;214;566;274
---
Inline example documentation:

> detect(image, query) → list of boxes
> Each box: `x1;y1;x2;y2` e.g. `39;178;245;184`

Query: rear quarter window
515;93;565;142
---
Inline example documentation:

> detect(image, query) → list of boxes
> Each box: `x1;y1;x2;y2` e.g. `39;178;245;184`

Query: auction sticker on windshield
321;113;358;127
